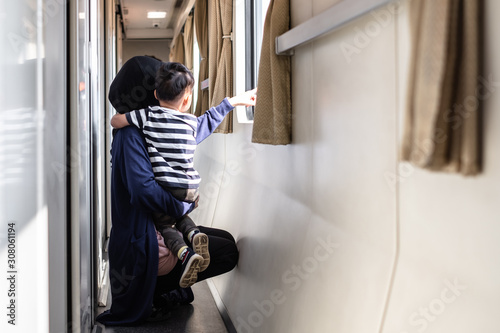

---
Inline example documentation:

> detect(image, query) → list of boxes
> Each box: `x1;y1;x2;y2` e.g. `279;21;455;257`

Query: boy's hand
228;88;257;107
111;113;131;129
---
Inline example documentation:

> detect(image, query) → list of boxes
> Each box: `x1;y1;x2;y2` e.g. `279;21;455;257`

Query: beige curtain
208;0;233;133
184;13;194;72
401;0;481;175
194;0;210;117
251;0;291;145
183;13;195;113
169;33;185;64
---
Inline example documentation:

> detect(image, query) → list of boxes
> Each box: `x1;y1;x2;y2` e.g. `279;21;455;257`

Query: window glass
234;0;270;123
254;0;271;83
192;23;200;114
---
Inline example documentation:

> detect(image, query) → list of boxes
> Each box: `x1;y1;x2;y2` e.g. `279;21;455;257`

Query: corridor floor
95;281;228;333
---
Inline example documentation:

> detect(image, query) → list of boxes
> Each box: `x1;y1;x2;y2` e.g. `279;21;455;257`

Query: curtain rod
275;0;395;55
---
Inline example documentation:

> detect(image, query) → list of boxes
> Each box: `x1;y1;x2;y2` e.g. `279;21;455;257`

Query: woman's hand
228;88;257;107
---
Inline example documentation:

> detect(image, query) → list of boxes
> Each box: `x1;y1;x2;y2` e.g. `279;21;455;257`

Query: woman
97;56;239;325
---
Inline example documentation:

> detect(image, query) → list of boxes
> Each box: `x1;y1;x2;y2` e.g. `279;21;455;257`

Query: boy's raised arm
196;89;257;144
228;88;257;107
111;113;130;129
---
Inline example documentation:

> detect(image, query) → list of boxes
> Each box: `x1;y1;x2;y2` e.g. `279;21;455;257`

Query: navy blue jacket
96;126;195;325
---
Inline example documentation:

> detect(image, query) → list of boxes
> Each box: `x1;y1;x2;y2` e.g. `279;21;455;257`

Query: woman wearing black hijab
97;56;239;325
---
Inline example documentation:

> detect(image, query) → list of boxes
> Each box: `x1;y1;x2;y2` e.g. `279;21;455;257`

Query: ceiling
119;0;185;39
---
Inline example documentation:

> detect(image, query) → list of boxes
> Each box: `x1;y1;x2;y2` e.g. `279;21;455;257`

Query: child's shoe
179;248;203;288
192;232;210;272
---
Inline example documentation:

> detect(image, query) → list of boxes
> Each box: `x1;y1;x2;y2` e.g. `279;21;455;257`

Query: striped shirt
126;106;200;189
124;98;234;189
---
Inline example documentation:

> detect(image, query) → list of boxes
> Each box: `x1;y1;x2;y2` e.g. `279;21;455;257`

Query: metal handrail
275;0;395;55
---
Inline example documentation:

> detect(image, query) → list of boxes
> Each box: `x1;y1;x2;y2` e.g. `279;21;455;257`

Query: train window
234;0;270;123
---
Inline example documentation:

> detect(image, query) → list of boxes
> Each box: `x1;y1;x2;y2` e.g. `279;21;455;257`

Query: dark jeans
153;226;239;305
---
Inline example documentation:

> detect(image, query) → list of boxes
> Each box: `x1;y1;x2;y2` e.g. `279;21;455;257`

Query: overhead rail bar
275;0;395;55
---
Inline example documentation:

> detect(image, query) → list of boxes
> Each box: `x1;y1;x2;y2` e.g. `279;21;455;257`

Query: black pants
153;226;239;305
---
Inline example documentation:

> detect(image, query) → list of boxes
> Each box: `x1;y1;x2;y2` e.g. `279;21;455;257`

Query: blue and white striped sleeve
125;108;148;130
195;98;234;144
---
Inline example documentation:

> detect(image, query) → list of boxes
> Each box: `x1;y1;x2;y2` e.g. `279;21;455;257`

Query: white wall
121;39;170;64
383;1;500;333
191;0;500;332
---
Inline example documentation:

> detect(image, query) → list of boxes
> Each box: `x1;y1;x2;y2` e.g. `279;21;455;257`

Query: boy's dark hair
155;62;195;102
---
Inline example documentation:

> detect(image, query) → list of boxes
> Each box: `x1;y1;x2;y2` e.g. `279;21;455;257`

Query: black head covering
108;56;163;113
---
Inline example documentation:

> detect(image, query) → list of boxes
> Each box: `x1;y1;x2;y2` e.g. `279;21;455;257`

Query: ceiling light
147;11;167;19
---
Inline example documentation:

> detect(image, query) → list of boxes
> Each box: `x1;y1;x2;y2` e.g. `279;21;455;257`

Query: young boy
111;62;256;288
